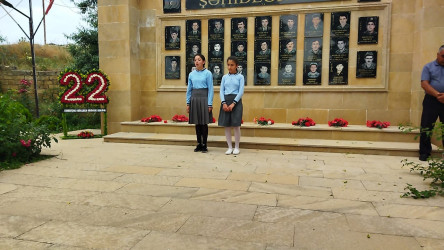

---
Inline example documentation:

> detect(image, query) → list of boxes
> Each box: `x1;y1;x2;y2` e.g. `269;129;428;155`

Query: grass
0;41;73;71
0;155;55;171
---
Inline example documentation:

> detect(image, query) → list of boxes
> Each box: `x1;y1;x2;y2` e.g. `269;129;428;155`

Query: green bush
0;91;57;169
34;115;62;133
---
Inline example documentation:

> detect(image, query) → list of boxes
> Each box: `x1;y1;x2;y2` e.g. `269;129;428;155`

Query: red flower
256;117;274;125
11;152;17;157
328;118;348;127
172;114;189;122
367;120;390;129
292;117;316;127
77;131;94;138
212;117;216;123
164;120;168;123
19;88;28;93
141;115;162;123
20;139;31;147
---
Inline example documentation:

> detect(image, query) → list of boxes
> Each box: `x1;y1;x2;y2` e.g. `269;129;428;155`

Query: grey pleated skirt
189;88;213;125
218;94;243;127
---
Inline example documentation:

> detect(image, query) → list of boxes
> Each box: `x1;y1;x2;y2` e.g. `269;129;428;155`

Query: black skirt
189;88;213;125
218;94;243;127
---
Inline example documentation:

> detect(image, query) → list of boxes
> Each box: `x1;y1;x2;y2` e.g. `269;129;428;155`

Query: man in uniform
236;20;247;34
361;52;376;69
213;20;224;34
419;45;444;161
235;42;247;57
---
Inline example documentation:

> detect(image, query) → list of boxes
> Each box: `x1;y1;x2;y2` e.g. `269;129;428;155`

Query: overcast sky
0;0;86;45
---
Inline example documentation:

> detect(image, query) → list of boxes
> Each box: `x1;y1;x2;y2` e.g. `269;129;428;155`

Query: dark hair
227;56;239;65
438;45;444;53
194;53;205;61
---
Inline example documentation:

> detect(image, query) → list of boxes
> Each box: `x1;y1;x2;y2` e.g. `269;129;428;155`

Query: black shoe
194;144;202;152
419;154;429;161
201;144;208;153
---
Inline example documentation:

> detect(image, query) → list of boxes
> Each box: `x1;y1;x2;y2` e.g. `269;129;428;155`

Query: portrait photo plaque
305;13;324;37
209;19;224;41
280;39;297;60
329;61;348;85
163;0;181;13
232;41;247;59
210;63;223;86
329;37;349;61
331;12;350;37
358;16;378;44
186;20;201;41
237;63;247;82
165;56;180;79
165;26;180;50
279;62;296;85
303;62;322;85
255;16;272;39
356;51;377;78
231;18;248;41
280;14;298;38
255;63;271;85
304;37;323;62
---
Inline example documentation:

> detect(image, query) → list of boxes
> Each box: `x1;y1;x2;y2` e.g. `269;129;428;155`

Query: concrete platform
104;122;441;157
0;135;443;249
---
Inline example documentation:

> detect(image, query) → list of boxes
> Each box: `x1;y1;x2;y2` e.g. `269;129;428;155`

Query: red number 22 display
59;70;110;104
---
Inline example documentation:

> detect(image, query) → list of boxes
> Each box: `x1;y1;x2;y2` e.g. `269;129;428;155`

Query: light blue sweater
220;73;244;104
186;69;214;106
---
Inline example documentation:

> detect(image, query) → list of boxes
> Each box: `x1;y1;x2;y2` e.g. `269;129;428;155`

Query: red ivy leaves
367;120;390;129
292;117;316;127
328;118;348;127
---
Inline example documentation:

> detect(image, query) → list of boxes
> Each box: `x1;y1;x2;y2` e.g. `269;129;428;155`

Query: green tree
66;0;98;73
0;34;6;43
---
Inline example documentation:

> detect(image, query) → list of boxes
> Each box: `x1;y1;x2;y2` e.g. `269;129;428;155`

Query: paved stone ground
0;134;444;249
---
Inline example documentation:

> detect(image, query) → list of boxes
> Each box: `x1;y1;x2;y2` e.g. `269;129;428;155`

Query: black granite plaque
187;42;201;60
186;0;345;10
304;37;322;61
255;16;272;39
280;14;298;38
231;18;248;41
356;51;377;78
186;20;201;41
255;40;271;62
358;16;378;44
210;63;223;86
254;63;271;85
278;62;296;85
237;63;247;81
209;19;224;40
164;0;181;13
231;41;247;60
305;13;324;37
165;26;180;50
330;37;349;61
331;12;350;37
209;41;224;59
165;56;180;79
280;39;297;61
329;61;348;85
303;61;322;85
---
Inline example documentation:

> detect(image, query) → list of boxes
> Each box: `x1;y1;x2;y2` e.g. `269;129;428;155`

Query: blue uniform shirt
421;60;444;92
220;73;245;103
186;69;214;106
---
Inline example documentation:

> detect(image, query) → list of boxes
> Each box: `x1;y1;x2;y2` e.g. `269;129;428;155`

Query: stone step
103;132;440;157
120;121;419;143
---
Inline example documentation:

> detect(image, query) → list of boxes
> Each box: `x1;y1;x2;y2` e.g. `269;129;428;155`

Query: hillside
0;41;73;71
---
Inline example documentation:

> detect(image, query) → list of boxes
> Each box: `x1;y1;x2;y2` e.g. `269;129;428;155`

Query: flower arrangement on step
328;118;348;127
172;114;189;122
367;120;390;129
77;131;94;139
212;117;216;123
255;117;274;126
141;115;162;123
292;117;316;127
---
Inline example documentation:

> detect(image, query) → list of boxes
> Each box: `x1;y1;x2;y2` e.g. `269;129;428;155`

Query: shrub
0;91;57;168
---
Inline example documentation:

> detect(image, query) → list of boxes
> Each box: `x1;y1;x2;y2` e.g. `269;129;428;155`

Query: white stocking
234;126;241;149
225;127;232;149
